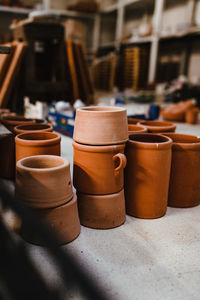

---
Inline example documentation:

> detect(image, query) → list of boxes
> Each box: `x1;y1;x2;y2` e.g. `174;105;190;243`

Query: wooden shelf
0;5;30;14
29;9;96;20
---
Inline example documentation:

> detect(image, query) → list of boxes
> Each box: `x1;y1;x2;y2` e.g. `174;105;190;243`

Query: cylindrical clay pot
21;194;81;246
185;108;199;125
73;106;128;145
77;189;126;229
163;133;200;208
1;116;36;133
125;133;172;218
138;120;176;133
73;141;127;194
15;131;61;162
128;124;147;135
14;123;53;135
16;155;73;208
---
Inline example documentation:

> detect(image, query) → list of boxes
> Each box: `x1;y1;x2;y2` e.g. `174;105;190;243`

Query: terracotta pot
21;194;81;246
185;108;199;124
161;99;196;122
15;131;61;162
162;133;200;208
1;116;36;133
14;123;53;135
138;120;176;133
128;118;142;124
128;124;147;135
16;155;73;208
125;133;172;218
73;106;128;145
0;133;15;180
73;141;127;194
77;189;126;229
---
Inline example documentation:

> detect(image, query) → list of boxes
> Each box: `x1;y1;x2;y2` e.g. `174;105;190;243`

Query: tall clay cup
14;123;53;135
16;155;73;208
15;131;61;162
162;133;200;208
138;120;176;133
125;133;172;219
73;142;127;194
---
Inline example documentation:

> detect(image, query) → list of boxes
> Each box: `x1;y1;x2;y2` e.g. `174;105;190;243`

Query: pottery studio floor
1;119;200;300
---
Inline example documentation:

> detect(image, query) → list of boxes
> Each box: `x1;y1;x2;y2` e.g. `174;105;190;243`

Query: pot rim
128;118;143;124
77;188;124;199
139;120;176;130
73;141;126;152
77;106;126;113
128;124;147;131
2;116;35;122
161;133;200;149
15;131;61;146
14;123;52;133
17;155;69;172
128;133;172;149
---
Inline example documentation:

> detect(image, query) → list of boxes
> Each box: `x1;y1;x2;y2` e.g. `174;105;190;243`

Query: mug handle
113;153;127;172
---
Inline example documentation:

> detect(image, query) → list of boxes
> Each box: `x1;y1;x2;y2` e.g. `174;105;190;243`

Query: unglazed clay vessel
1;116;36;133
73;106;128;145
125;133;172;218
15;131;61;162
162;133;200;208
138;120;176;133
73;141;127;194
128;118;142;124
128;124;147;135
161;99;196;122
185;108;199;124
16;155;73;208
21;194;81;246
14;123;53;135
77;189;126;229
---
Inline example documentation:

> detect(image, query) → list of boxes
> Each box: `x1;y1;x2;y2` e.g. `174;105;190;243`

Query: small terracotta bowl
14;123;53;135
138;120;176;133
73;106;128;145
15;131;61;162
128;124;147;135
21;194;81;246
1;116;36;133
16;155;73;208
77;189;126;229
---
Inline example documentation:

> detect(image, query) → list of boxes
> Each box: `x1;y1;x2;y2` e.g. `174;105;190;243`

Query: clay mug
14;123;53;135
73;141;127;194
15;131;61;162
138;120;176;133
15;155;73;208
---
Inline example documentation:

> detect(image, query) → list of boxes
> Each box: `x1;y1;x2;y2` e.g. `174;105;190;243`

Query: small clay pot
128;118;142;124
1;116;36;133
73;106;128;145
14;123;53;135
0;133;15;180
21;194;81;246
73;141;127;194
162;133;200;208
77;189;126;229
125;133;172;219
138;120;176;133
161;99;196;122
185;108;199;124
16;155;73;208
15;131;61;162
128;124;147;135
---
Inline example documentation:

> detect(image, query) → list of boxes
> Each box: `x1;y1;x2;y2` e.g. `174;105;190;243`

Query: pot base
77;189;126;229
21;194;81;246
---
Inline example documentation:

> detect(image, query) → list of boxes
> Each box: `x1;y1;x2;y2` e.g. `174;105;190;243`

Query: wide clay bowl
125;133;172;219
162;133;200;208
77;189;126;229
128;118;142;124
73;141;127;194
1;116;36;133
128;124;147;135
16;155;73;208
73;106;128;145
138;120;176;133
15;131;61;162
14;123;53;135
21;194;81;246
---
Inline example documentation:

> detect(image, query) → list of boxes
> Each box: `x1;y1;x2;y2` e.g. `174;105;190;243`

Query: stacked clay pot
73;106;128;229
16;155;80;245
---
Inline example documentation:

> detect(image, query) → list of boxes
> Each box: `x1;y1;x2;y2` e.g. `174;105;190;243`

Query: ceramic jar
14;123;53;135
73;141;127;194
16;155;73;208
15;131;61;162
125;133;172;218
77;189;126;229
185;108;199;124
138;120;176;133
1;116;36;133
128;124;147;135
21;194;81;246
162;133;200;208
73;106;128;145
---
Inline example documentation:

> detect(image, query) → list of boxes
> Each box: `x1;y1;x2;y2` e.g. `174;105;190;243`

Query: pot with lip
14;123;53;135
138;120;176;133
1;116;36;133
